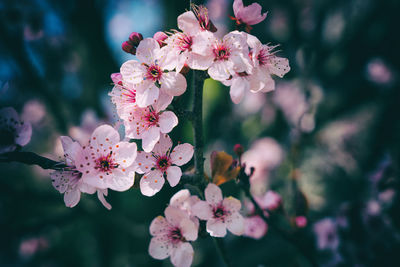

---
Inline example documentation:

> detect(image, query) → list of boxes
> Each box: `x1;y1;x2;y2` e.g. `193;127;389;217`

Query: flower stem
212;237;233;267
0;151;66;170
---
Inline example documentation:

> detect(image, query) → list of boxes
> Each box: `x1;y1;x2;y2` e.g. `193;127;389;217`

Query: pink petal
148;234;171;260
208;61;231;81
223;196;242;213
120;60;146;85
152;134;172;156
140;170;164;196
170;242;194;267
150;215;170;236
226;212;245;236
158;111;178;134
166;166;182;187
136;151;155;174
187;53;214;71
60;136;82;165
136;38;160;64
206;218;227;237
64;188;80;208
268;56;290;78
114;142;137;167
177;11;199;36
135;84;159;108
154;91;173;111
229;77;248;104
179;218;198;241
15;121;32;147
165;206;189;226
205;183;223;205
192;200;213;220
169;189;191;208
97;189;112;210
160;72;187;96
232;0;244;18
90;125;120;152
51;170;73;194
170;143;194;166
142;126;160;153
243;216;267;239
108;167;135;192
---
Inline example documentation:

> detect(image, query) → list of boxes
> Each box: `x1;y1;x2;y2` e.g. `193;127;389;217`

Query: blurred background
1;0;400;266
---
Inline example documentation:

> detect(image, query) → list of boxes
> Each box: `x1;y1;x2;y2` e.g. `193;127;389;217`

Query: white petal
154;91;173;111
64;188;81;208
226;212;245;236
230;77;248;104
205;183;223;205
223;196;242;213
150;215;170;236
152;133;172;156
165;206;189;226
135;85;159;108
97;189;112;210
140;170;164;196
148;234;171;260
142;126;160;153
208;61;230;81
160;72;187;96
177;11;199;36
170;143;194;166
166;166;182;187
192;201;213;220
108;168;135;192
90;125;120;152
120;60;146;84
179;218;198;241
158;111;178;134
169;189;191;208
136;38;160;64
136;151;156;174
187;53;213;70
206;218;227;237
170;242;194;267
114;141;137;167
269;56;290;78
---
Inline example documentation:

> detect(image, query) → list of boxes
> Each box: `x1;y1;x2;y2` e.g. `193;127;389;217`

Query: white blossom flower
170;189;201;227
77;125;138;192
51;136;111;209
120;38;187;107
0;107;32;153
136;134;194;197
192;183;244;237
149;206;198;267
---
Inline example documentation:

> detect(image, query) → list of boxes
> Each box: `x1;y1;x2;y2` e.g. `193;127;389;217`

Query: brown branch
0;151;66;170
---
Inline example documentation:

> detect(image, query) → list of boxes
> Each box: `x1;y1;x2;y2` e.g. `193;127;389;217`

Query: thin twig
0;151;66;170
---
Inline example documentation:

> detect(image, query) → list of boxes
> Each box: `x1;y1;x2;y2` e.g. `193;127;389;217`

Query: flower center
168;227;185;244
122;88;136;104
156;155;171;172
213;44;230;61
95;152;119;172
213;204;227;220
144;108;159;126
145;64;163;82
257;48;271;66
176;33;192;52
192;4;217;32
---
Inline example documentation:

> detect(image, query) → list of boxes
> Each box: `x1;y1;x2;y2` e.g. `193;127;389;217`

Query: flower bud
295;216;307;228
128;32;143;46
233;144;244;157
153;31;168;47
122;41;136;55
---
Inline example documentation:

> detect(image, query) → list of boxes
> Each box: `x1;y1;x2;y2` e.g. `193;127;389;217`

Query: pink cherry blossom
51;136;112;209
243;215;268;239
109;72;137;117
295;216;308;228
192;30;252;82
0;107;32;153
233;0;267;27
149;206;198;267
192;183;244;237
136;134;194;196
170;189;200;227
121;93;176;152
120;38;187;107
76;125;138;192
254;190;282;211
191;5;217;32
162;11;216;72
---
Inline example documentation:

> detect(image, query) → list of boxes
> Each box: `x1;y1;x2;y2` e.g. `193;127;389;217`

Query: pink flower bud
153;31;168;47
128;32;143;46
122;41;136;55
110;73;123;85
295;216;307;228
234;144;244;157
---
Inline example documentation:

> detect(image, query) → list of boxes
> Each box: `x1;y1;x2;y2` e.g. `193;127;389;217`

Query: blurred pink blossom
313;218;339;250
295;216;307;228
366;58;394;85
19;237;48;258
243;215;268;239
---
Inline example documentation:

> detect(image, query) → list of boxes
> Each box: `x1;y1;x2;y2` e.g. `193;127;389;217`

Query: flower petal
177;11;199;36
64;188;81;208
170;143;194;166
136;38;160;64
108;167;136;192
152;133;172;156
206;218;227;237
166;166;182;187
140;170;164;196
120;60;146;84
148;234;171;260
160;72;187;96
136;151;155;174
179;218;198;241
97;189;112;210
229;77;248;104
142;126;160;153
15;121;32;147
170;189;191;208
135;85;159;108
205;183;223;205
158;111;178;134
226;212;245;236
192;201;213;220
114;142;137;167
223;196;242;213
90;125;120;153
150;215;170;236
170;242;194;267
165;206;189;226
